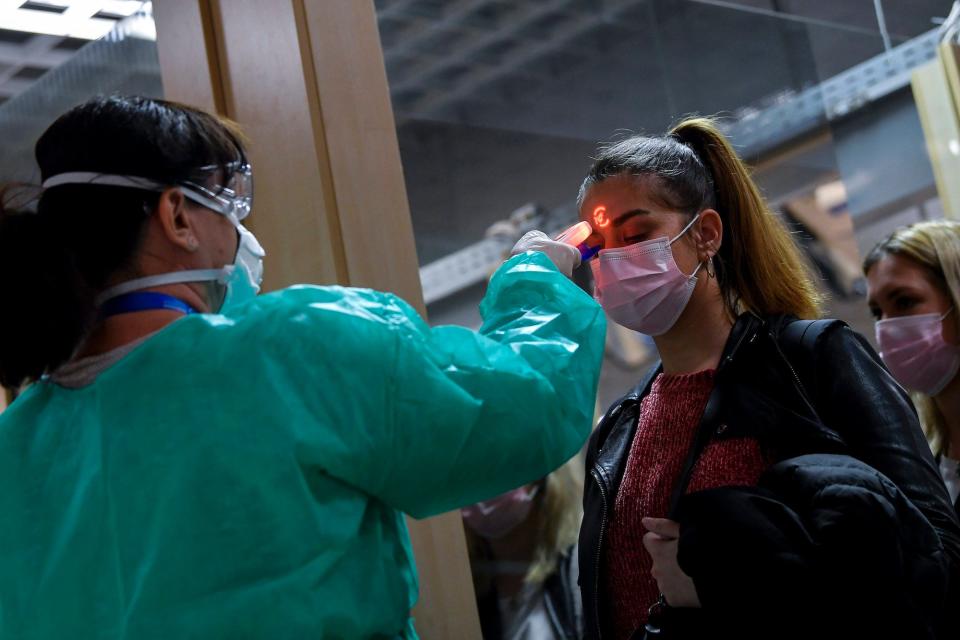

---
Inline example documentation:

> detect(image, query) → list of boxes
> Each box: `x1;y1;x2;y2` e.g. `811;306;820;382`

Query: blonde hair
580;116;822;319
863;219;960;457
526;456;583;584
465;456;584;594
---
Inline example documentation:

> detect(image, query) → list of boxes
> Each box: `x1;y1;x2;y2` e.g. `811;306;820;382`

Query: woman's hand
642;517;702;608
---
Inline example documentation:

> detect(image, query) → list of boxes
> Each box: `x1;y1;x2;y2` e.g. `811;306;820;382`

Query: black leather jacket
578;313;960;640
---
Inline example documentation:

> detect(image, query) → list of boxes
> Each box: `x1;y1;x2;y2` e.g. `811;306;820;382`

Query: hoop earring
706;256;716;279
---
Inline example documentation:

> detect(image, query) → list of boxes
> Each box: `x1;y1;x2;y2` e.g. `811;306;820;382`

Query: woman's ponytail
0;196;97;387
669;117;822;319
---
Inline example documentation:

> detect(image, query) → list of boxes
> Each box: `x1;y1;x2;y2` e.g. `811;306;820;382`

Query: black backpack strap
775;318;846;423
668;318;842;519
781;318;840;356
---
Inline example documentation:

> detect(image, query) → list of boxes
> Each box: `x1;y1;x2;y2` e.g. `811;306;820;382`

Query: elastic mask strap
42;172;164;190
668;212;706;279
95;269;226;306
942;307;955;321
43;172;239;222
668;212;702;246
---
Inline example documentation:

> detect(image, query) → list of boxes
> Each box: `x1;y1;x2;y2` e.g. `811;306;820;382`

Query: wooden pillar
153;2;481;637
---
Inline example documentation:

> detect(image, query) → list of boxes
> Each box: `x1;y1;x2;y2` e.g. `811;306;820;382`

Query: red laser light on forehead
593;205;610;228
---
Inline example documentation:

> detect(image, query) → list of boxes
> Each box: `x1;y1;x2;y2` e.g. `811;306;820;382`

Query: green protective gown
0;251;605;639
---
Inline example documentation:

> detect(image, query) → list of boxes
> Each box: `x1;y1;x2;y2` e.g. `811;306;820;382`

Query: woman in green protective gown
0;96;605;639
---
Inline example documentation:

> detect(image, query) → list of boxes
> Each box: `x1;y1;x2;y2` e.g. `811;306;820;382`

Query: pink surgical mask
876;309;960;396
461;485;539;540
590;214;703;336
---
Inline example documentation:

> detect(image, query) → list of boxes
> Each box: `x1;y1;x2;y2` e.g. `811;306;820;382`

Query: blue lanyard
100;292;198;318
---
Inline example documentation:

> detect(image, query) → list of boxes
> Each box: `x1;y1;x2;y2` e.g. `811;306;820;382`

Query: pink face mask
876;309;960;396
461;485;539;540
590;214;703;336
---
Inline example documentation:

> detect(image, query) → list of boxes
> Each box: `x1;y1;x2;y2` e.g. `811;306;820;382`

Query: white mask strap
95;269;227;306
43;172;165;190
42;172;242;223
668;212;702;246
667;213;706;279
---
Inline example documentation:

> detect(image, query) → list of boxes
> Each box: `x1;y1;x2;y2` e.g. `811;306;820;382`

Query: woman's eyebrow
882;286;913;301
612;209;652;228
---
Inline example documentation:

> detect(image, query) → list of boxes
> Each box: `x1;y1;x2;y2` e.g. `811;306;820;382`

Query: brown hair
580;116;822;319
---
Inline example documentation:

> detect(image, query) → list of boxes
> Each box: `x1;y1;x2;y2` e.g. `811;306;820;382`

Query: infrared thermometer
555;221;601;261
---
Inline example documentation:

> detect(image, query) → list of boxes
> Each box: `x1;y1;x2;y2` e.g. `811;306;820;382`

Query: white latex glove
510;230;581;277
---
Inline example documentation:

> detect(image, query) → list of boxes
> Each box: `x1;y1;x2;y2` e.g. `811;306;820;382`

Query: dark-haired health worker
0;95;605;639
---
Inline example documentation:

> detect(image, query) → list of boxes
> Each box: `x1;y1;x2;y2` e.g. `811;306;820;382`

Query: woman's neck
654;283;733;375
934;375;960;459
74;284;209;359
76;311;182;359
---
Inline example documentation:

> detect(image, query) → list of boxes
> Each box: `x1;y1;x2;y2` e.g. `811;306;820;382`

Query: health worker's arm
304;251;605;519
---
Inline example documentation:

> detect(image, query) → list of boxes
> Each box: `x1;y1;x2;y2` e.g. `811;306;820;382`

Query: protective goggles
180;162;253;221
41;161;254;222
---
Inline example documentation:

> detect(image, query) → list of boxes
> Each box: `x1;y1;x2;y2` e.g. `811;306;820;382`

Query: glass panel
377;1;950;635
0;5;162;183
379;0;947;346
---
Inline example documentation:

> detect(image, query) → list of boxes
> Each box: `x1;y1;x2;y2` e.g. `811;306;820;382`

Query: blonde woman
575;119;960;640
864;220;960;516
462;457;585;640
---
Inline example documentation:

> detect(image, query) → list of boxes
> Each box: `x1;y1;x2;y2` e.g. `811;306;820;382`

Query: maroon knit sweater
604;369;769;640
